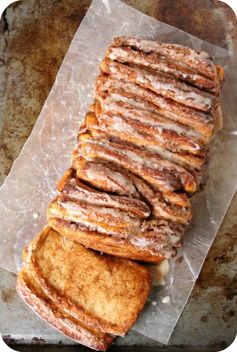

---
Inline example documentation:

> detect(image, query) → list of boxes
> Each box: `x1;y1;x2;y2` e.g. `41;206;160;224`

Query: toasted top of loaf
22;227;151;336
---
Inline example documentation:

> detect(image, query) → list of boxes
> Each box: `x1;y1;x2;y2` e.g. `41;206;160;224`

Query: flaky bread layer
49;217;165;263
106;46;219;93
112;37;217;80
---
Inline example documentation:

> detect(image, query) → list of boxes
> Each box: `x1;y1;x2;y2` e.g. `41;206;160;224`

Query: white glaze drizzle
102;60;215;112
113;36;215;79
103;98;201;141
81;140;196;192
108;46;217;92
57;197;142;228
98;76;213;125
63;179;150;218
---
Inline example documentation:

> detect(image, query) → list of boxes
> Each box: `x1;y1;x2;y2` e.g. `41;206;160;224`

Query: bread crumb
33;212;39;219
162;296;170;304
152;301;157;306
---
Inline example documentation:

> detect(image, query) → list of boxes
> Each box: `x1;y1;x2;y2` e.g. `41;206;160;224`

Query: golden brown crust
16;269;113;351
216;64;224;85
213;105;223;136
57;168;75;192
22;227;151;336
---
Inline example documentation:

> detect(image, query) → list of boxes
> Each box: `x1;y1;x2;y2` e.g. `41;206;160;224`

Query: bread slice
17;227;151;347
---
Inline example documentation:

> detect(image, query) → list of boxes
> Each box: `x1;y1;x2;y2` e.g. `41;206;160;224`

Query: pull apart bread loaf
17;37;224;350
48;36;224;263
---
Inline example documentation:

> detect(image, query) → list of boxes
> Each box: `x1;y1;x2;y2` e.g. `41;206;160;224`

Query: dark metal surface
10;346;226;352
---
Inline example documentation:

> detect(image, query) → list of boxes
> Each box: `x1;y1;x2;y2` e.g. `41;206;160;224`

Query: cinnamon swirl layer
76;135;198;194
94;100;203;146
48;196;143;237
72;157;139;198
85;107;205;171
48;218;166;263
59;174;150;219
129;174;192;225
96;75;214;143
59;168;192;225
48;213;184;261
106;46;219;94
100;59;217;112
112;37;217;80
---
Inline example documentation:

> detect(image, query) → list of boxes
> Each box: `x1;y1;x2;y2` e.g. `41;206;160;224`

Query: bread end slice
17;227;151;346
16;268;113;351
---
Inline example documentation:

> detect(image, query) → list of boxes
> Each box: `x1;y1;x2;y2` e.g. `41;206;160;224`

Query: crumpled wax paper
0;0;237;344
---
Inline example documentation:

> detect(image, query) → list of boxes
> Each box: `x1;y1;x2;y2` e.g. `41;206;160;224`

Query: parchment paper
0;0;237;344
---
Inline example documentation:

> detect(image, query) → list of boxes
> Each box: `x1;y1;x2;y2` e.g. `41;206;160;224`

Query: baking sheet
0;0;237;345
